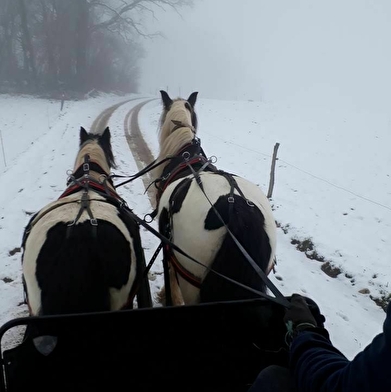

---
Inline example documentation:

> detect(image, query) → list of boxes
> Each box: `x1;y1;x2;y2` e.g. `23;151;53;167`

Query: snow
0;92;388;361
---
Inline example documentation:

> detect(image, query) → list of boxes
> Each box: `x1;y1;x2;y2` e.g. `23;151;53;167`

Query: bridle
170;120;196;134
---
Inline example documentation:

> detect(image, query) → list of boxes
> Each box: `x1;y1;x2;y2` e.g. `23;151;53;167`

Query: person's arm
287;297;391;392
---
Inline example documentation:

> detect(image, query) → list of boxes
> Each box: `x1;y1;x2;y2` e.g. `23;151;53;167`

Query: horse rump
200;194;272;303
26;219;133;315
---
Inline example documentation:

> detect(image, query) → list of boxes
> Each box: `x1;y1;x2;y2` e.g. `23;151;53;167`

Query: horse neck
154;127;195;180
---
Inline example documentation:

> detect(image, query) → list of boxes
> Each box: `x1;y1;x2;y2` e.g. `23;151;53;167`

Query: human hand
284;294;318;331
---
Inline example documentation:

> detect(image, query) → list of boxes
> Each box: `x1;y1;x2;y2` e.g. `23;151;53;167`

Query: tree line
0;0;192;97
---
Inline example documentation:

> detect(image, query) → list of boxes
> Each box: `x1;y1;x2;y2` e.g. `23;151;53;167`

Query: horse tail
35;220;131;315
199;195;272;303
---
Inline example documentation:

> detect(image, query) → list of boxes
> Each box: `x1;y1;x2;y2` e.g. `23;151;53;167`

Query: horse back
22;194;140;315
157;172;276;303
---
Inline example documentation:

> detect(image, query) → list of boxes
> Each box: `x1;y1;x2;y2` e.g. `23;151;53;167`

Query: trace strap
125;208;290;308
183;155;290;308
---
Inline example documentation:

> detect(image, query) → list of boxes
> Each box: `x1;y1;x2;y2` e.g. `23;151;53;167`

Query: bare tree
0;0;193;95
90;0;193;35
17;0;37;86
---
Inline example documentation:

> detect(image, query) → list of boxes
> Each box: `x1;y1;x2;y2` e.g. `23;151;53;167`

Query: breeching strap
183;158;290;308
124;207;290;308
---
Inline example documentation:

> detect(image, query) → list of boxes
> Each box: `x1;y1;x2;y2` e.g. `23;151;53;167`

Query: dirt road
90;97;147;134
123;99;157;208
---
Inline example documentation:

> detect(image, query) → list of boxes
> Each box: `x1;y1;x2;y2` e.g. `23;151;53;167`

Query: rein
124;206;289;308
25;136;289;308
102;130;290;308
111;120;195;190
125;135;290;308
156;138;213;201
186;164;289;307
63;153;290;307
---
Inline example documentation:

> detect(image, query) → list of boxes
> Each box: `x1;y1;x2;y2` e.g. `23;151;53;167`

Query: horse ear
187;92;198;108
80;127;89;145
160;90;173;109
101;127;111;143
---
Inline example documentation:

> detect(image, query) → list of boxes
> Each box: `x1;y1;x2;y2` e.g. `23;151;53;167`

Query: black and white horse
22;127;150;316
152;90;277;306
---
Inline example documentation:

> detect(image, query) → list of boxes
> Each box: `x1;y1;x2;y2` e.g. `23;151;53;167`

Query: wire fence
202;131;391;212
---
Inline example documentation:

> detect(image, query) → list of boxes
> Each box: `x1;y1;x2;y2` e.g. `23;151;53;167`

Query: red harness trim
166;245;202;289
159;156;205;199
158;147;208;289
58;179;122;201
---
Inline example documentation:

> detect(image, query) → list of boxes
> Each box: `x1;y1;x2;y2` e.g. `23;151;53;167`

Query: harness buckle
247;200;255;207
81;192;90;204
90;218;98;226
118;199;128;210
83;162;90;172
182;151;190;161
161;173;170;181
228;196;235;203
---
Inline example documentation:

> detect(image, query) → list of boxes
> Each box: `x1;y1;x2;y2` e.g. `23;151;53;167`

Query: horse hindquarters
199;194;273;303
23;219;136;315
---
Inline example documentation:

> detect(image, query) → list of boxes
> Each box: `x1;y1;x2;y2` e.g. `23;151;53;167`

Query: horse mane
154;99;198;180
74;127;117;174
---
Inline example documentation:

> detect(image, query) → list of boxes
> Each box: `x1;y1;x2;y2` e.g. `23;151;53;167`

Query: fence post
267;142;280;199
60;93;65;111
0;130;6;167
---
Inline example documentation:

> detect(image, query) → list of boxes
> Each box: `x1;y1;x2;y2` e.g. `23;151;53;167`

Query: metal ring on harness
144;213;154;223
247;200;255;207
182;151;190;161
98;174;108;184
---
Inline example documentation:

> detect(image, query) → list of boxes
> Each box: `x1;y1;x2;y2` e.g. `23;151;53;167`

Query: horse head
159;90;198;138
74;126;117;182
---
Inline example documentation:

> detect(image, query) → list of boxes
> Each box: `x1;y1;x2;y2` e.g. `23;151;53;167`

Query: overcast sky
139;0;391;109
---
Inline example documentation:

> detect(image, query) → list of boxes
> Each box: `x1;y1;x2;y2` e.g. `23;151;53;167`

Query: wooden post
267;142;280;199
0;130;6;167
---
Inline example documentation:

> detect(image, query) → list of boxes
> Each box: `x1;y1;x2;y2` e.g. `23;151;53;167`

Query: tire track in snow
90;97;147;134
123;99;157;208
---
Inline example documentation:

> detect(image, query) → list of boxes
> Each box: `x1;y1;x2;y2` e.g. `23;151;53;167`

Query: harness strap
191;175;289;308
122;242;163;309
60;179;121;200
67;157;113;187
125;208;290;308
113;156;173;189
155;138;214;200
66;192;98;239
184;155;204;192
164;156;206;191
171;120;196;134
152;144;289;308
167;246;202;288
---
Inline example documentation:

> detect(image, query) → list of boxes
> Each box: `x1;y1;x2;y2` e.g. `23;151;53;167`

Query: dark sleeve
289;306;391;392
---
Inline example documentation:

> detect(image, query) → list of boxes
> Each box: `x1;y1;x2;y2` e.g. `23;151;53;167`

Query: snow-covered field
0;92;389;360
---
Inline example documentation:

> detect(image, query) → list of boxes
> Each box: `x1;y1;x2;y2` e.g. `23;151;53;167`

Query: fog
140;0;391;109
